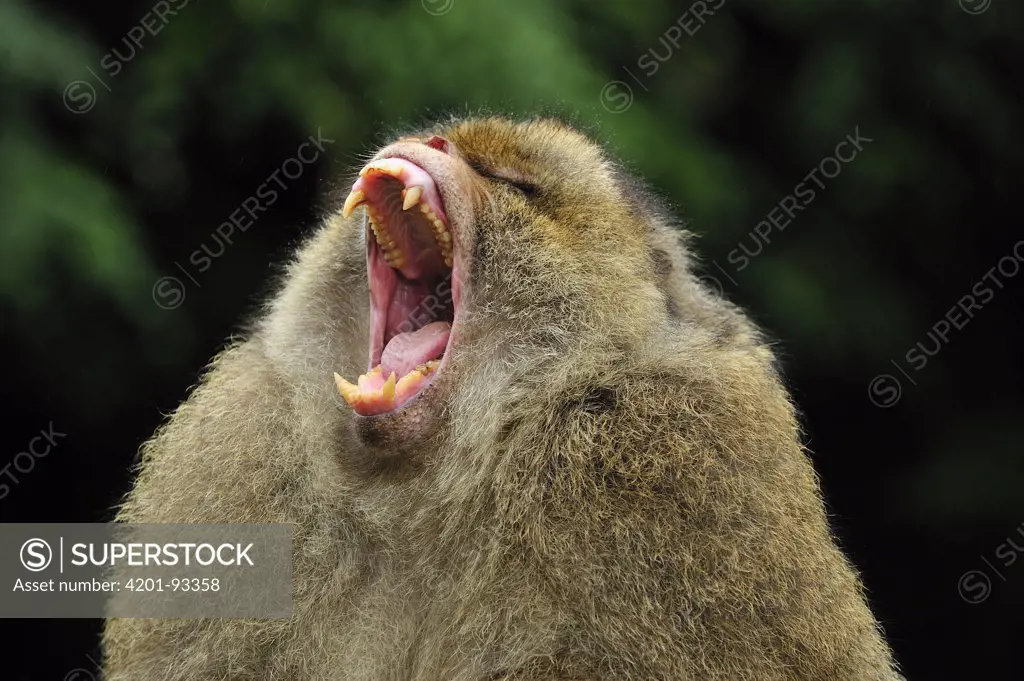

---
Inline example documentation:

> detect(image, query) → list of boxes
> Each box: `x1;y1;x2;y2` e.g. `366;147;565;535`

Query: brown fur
103;117;899;680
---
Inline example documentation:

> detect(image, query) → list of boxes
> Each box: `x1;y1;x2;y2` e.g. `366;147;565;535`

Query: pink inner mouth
334;156;460;416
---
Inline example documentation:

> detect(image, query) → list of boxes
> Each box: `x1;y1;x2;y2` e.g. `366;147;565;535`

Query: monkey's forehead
384;117;607;167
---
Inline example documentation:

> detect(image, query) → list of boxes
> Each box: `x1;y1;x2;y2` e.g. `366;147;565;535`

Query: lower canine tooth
381;372;397;401
333;373;360;406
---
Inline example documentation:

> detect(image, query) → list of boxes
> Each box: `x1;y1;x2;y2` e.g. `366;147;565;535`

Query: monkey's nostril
425;136;449;154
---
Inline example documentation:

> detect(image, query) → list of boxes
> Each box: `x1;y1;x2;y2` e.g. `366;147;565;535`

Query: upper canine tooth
342;190;366;218
402;186;423;210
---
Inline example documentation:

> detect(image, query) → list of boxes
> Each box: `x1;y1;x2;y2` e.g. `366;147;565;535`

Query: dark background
2;0;1022;678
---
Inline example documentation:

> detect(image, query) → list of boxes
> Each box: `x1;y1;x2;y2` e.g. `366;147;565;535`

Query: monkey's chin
335;155;461;417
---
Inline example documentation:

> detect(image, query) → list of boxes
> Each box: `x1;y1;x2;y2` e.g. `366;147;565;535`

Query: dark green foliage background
1;0;1021;677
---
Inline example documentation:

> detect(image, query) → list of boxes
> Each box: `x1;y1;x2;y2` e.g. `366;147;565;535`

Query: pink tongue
380;321;451;378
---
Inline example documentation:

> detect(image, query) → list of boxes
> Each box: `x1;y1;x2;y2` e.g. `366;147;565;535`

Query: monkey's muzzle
334;153;459;416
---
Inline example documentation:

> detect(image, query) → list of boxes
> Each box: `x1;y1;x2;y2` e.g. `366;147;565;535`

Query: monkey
103;117;900;680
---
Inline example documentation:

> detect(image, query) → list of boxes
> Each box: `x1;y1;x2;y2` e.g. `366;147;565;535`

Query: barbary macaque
104;117;900;679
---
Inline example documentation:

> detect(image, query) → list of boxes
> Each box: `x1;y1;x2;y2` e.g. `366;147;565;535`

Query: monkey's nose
425;135;450;154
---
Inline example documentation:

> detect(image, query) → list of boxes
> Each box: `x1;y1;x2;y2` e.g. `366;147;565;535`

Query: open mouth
334;157;460;416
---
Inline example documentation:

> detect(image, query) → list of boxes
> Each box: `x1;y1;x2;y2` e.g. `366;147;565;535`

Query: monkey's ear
645;224;694;322
646;226;765;346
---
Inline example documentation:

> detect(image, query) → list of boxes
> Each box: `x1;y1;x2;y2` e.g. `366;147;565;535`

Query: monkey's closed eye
470;162;540;198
